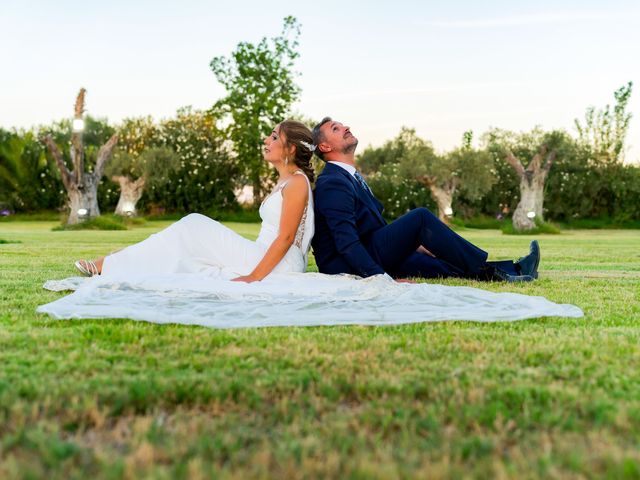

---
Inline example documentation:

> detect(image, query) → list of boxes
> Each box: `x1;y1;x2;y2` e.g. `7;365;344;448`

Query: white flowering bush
366;164;435;219
142;107;239;214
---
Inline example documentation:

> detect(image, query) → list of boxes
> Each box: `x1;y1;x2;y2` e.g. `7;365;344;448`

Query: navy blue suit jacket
312;162;387;277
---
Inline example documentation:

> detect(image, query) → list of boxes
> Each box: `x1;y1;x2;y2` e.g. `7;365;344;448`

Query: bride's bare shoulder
281;174;309;200
284;173;308;189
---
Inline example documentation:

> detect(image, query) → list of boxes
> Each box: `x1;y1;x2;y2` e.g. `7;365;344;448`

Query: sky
2;0;640;162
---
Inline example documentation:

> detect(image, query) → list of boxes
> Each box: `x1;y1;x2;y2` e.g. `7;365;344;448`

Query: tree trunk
41;89;118;225
506;147;556;231
422;176;456;223
429;185;455;223
113;176;146;216
66;176;101;224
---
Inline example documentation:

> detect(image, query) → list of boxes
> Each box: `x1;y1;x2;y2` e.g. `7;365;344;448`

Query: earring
284;156;289;166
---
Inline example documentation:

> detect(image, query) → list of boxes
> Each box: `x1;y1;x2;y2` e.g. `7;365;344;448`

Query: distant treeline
1;107;639;226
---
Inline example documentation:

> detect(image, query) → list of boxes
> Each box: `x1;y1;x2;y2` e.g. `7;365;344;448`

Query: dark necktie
354;172;373;196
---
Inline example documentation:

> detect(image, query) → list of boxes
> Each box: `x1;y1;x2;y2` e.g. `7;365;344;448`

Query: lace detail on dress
267;170;310;251
292;170;310;250
294;206;308;249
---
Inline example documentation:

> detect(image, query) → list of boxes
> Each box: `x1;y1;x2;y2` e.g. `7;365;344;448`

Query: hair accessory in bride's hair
300;140;316;152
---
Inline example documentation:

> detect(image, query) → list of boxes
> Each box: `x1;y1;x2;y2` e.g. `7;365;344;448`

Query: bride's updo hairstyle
279;120;315;183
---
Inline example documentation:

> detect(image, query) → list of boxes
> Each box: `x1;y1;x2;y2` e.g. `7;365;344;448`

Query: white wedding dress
38;172;583;327
100;171;314;279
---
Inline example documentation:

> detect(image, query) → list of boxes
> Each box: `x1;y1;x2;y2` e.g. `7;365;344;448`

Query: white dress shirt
327;161;357;177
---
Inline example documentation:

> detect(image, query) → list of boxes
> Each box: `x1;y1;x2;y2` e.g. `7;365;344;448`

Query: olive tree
484;128;570;231
359;128;495;222
106;148;179;216
396;129;496;222
41;89;118;224
106;117;179;216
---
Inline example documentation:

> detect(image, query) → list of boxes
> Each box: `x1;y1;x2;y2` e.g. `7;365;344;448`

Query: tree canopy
210;16;302;202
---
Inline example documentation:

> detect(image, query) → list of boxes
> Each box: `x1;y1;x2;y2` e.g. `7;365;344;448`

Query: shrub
143;108;240;213
52;214;144;231
366;164;435;220
0;129;66;212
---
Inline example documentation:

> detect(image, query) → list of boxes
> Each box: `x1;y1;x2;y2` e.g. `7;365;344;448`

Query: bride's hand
416;245;435;257
231;275;261;283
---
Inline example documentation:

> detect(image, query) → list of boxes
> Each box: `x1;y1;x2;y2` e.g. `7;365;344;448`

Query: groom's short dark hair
312;116;332;161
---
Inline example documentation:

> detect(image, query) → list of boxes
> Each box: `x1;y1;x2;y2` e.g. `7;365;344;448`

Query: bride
38;120;582;327
73;120;316;283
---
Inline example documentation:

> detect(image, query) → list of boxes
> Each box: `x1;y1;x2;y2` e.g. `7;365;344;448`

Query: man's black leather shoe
492;268;535;283
515;240;540;279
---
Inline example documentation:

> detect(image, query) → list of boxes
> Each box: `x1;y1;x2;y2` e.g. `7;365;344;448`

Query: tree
41;89;118;224
575;81;633;164
395;129;495;222
505;146;556;230
359;128;495;222
210;16;301;203
419;131;495;222
485;128;567;231
105;117;179;216
106;147;179;216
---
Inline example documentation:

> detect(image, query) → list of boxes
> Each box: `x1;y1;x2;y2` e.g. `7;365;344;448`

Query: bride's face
263;125;289;166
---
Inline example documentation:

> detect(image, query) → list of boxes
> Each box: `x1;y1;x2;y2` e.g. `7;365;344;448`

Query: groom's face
319;120;358;157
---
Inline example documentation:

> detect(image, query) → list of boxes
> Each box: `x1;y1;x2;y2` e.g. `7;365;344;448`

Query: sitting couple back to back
74;117;540;284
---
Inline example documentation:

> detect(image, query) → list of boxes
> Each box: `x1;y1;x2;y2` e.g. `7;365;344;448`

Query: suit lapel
323;163;386;225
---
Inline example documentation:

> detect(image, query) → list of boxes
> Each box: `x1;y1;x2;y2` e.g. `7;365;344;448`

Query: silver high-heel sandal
74;259;100;277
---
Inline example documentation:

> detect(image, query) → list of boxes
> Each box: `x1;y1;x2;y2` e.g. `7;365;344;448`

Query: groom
310;117;540;282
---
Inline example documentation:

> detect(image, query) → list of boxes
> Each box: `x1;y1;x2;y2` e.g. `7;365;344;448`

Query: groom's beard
342;139;358;155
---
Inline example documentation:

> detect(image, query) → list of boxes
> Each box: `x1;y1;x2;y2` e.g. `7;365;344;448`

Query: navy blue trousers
364;208;517;280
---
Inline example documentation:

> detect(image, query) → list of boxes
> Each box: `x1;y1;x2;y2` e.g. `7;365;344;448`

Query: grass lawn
1;221;639;479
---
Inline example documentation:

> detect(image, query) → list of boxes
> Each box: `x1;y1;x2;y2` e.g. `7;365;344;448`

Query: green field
1;221;639;479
